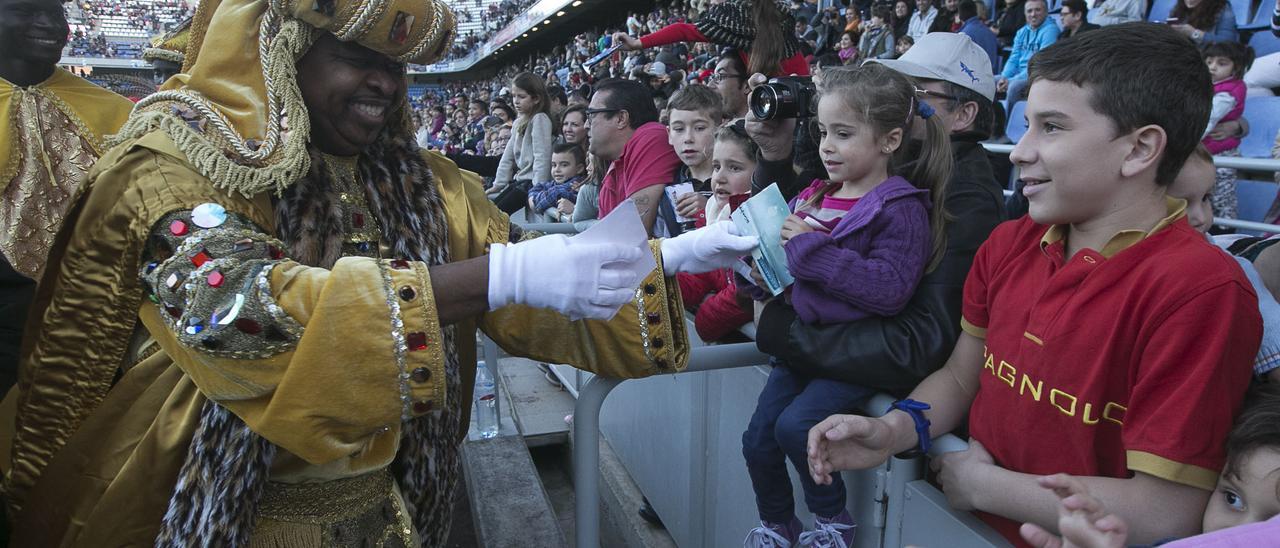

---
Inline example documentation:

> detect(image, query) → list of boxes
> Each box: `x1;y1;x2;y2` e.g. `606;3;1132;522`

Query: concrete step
495;357;575;448
461;436;567;547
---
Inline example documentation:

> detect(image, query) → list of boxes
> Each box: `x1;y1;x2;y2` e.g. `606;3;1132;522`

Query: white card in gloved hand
567;200;657;316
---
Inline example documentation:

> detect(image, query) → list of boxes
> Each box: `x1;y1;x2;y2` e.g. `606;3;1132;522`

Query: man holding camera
747;32;1007;396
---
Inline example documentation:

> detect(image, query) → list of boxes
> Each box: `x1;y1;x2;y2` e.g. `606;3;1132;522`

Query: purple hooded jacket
783;177;932;325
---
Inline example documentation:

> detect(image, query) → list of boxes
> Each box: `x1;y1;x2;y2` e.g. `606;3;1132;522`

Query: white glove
488;234;647;321
660;221;759;276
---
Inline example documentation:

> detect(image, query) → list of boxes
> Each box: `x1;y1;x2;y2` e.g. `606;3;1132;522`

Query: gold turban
115;0;455;197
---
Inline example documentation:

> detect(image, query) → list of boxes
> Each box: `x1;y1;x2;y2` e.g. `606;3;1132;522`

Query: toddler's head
666;86;724;172
1203;385;1280;533
1202;42;1254;84
551;143;586;183
1167;144;1215;234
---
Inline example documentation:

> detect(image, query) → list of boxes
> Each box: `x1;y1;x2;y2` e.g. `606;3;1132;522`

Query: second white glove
660;221;759;276
488;234;647;321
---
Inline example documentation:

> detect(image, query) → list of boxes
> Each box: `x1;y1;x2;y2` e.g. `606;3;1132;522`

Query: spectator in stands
858;5;898;61
676;122;757;343
490;100;514;124
1059;0;1101;38
559;103;589;147
996;0;1059;104
837;31;858;64
806;24;1260;545
612;0;810;78
740;63;953;548
489;72;554;213
665;85;722;235
587;78;682;235
1169;0;1238;44
893;0;914;38
929;0;960;33
1088;0;1145;26
896;34;916;56
0;0;133;395
993;0;1027;48
463;99;489;153
958;1;998;70
712;49;751;121
1021;385;1280;548
1201;41;1253;221
547;84;568;118
907;0;939;40
557;152;604;229
526;142;587;222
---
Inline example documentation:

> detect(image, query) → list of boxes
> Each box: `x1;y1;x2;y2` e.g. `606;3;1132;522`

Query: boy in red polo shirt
805;23;1262;546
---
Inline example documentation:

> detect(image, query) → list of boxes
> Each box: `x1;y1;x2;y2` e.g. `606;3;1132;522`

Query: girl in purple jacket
741;63;951;548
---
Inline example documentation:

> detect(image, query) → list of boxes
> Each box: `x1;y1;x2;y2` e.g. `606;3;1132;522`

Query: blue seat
1237;180;1277;223
1006;101;1028;144
1251;31;1280;57
1240;96;1280;158
1244;0;1272;28
1147;0;1177;22
1229;0;1252;26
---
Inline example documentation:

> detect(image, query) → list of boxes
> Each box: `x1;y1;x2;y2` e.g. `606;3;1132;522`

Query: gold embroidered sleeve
139;209;447;465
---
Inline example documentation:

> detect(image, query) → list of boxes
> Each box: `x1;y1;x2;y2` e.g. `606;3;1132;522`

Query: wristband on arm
891;399;932;459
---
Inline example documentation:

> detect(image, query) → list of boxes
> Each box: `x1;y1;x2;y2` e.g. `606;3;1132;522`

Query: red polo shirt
960;199;1261;545
597;122;682;218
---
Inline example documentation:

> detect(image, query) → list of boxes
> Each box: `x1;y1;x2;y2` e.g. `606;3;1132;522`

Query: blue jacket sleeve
1002;27;1026;79
1203;5;1238;44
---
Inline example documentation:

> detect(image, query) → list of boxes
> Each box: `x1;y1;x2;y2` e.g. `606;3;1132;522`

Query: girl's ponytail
906;106;952;272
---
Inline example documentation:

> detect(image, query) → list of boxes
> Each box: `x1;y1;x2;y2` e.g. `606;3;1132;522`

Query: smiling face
550;150;584;183
896;0;910;17
1024;0;1047;28
561;110;587;144
1202;448;1280;533
1010;80;1135;226
816;95;900;189
916;0;931;12
667;108;717;170
839;32;854;49
0;0;69;81
296;34;406;156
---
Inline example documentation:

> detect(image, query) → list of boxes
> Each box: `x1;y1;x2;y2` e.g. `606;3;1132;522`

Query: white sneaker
797;520;854;548
743;522;794;548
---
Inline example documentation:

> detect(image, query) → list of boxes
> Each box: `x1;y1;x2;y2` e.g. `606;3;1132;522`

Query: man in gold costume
1;0;755;545
0;0;133;394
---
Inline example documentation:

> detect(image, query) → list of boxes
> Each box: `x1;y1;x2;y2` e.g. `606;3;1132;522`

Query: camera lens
749;86;780;121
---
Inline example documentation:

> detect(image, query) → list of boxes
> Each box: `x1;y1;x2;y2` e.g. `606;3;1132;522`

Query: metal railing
982;143;1280;234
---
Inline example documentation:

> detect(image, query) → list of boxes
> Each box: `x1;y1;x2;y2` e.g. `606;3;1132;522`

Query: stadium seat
1240;96;1280;158
1229;0;1252;27
1237;180;1278;223
1147;0;1177;22
1251;31;1280;57
1244;2;1274;29
1006;101;1028;144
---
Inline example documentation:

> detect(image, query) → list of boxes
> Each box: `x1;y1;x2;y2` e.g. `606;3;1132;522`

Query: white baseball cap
868;32;995;101
648;61;668;77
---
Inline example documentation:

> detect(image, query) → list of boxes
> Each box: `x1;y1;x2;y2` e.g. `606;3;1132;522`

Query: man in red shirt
805;23;1262;546
587;79;682;236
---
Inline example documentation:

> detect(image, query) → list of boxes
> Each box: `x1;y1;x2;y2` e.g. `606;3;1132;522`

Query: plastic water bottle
474;362;499;439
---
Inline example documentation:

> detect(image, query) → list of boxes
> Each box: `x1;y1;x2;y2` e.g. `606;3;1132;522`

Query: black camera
748;76;816;121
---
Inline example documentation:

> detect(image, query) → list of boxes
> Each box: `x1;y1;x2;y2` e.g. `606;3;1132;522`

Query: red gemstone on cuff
169;219;189;236
412;400;432;414
207;270;224;287
353;212;365;228
268;245;285;260
235;318;262;334
191;250;212;267
406;332;428;351
390;259;411;270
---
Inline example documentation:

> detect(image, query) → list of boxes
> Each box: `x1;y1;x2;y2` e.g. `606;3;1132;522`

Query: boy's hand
744;73;799;161
1019;474;1130;548
556;198;575;216
675;192;708;219
807;414;900;485
781;214;814;244
931;439;995;511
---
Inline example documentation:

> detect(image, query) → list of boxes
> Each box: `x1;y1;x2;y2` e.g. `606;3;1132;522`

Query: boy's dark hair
719;48;749;83
1202;41;1256;80
1060;0;1088;18
591;79;660;129
1223;384;1280;481
469;99;489;112
815;52;842;69
552;142;587;166
1028;23;1211;186
667;85;725;122
872;4;895;23
957;0;978;21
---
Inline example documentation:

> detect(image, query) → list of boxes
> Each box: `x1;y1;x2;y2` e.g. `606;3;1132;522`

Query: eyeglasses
914;87;960;104
711;72;744;83
584;108;623;120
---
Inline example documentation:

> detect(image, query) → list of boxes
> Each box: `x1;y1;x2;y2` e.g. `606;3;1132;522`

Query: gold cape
0;69;133;278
